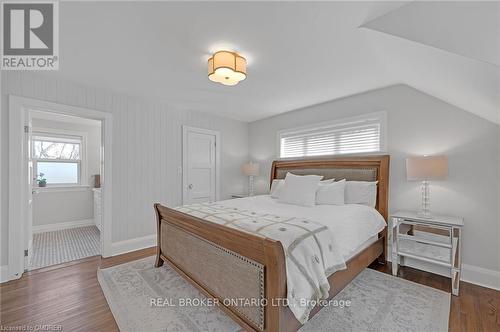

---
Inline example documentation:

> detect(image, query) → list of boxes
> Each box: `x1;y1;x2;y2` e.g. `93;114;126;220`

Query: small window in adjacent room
32;133;84;186
278;111;386;159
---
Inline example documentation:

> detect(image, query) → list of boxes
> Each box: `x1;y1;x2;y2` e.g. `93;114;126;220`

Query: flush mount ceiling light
208;51;246;86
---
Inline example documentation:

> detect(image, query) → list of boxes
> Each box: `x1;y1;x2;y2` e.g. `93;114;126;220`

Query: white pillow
278;173;323;207
270;179;284;198
316;179;346;205
345;181;378;207
271;178;333;199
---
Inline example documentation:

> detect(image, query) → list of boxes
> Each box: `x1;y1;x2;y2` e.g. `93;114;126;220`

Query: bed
154;155;390;331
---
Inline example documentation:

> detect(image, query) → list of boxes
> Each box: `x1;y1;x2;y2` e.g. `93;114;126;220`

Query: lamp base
248;176;254;197
419;180;432;219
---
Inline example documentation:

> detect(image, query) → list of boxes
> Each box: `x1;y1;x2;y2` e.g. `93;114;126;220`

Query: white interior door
183;126;219;205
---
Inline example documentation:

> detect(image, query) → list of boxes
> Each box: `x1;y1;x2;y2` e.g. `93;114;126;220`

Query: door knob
188;184;193;190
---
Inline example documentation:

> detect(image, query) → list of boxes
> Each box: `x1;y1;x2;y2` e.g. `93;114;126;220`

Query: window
278;112;386;159
32;132;85;186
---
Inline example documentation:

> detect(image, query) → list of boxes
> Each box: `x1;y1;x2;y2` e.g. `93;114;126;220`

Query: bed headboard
270;155;390;221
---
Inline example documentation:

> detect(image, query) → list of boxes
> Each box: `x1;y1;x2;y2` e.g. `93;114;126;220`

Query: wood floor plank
1;247;498;331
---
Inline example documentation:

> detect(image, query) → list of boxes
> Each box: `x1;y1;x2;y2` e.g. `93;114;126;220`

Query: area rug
29;225;100;270
98;256;450;332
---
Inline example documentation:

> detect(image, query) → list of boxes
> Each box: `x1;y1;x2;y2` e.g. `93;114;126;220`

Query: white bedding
217;195;387;260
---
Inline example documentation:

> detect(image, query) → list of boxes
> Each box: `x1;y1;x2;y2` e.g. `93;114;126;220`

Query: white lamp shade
406;156;448;180
242;162;259;176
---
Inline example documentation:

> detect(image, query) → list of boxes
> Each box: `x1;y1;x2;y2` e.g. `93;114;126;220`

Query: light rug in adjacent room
98;256;450;332
29;225;100;270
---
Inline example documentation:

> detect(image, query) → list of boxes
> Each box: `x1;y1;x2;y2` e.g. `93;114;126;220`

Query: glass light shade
214;67;234;77
220;79;239;86
208;51;246;86
406;156;448;180
208;73;221;83
209;72;239;85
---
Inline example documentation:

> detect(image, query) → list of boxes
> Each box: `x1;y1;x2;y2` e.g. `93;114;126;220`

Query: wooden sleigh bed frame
154;155;390;332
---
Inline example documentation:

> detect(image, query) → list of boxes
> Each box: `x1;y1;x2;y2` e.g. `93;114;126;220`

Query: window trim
276;111;387;159
31;127;88;187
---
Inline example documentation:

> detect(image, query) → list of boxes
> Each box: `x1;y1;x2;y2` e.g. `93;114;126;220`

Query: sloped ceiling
41;1;499;124
362;1;500;66
362;1;500;124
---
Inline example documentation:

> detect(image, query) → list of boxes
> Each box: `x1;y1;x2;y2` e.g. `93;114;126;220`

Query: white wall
1;71;249;265
249;84;500;278
33;190;94;226
31;118;101;226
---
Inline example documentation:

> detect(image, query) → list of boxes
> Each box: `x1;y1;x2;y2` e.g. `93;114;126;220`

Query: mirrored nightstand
390;210;464;295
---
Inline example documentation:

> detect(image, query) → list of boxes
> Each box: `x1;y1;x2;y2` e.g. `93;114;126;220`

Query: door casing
7;95;113;282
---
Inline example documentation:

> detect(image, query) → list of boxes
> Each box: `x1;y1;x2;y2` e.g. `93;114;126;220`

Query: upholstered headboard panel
270;156;390;221
274;168;377;182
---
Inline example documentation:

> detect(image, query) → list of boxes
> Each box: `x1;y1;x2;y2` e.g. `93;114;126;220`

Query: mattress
345;235;379;261
217;195;386;260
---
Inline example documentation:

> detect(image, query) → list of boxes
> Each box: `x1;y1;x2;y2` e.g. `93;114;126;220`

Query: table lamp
406;156;448;218
242;162;259;196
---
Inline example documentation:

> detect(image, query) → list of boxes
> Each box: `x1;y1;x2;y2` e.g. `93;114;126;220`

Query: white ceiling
363;1;500;66
43;1;499;124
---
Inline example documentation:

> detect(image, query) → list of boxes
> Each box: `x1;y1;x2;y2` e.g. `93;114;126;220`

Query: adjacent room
28;111;102;270
1;1;499;332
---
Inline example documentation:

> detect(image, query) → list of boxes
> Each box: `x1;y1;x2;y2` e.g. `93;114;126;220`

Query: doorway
8;96;113;281
182;126;220;205
28;111;102;270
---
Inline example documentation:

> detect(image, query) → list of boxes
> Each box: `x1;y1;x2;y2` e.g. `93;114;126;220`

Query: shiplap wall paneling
1;71;248;265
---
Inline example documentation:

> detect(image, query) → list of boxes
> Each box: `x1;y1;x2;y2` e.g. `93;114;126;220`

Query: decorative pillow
271;178;333;199
316;179;346;205
278;173;323;207
345;181;378;207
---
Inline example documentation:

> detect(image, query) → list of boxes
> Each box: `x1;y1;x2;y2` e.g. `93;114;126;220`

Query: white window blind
279;114;384;159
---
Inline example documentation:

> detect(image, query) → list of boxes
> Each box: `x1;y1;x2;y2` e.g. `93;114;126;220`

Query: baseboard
33;218;95;233
461;263;500;291
111;234;156;256
387;246;500;291
0;265;9;283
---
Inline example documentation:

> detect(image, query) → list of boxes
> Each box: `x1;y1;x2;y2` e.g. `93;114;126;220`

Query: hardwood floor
1;248;498;332
0;247;155;332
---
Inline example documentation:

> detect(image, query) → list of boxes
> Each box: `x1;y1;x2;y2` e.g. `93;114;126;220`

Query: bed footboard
154;203;286;332
162;221;266;329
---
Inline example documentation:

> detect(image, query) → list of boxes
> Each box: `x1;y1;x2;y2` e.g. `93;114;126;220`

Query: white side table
390;211;464;295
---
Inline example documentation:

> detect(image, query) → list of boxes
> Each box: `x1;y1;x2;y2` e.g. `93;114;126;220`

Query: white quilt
174;202;347;324
219;195;387;260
